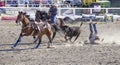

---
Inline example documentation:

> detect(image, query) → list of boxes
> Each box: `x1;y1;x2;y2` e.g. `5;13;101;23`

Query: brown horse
12;11;53;49
35;10;65;41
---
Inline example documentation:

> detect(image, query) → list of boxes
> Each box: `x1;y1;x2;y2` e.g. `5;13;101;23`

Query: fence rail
0;7;120;22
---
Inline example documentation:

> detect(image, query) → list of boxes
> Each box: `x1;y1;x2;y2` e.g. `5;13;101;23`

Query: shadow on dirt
0;43;36;46
0;48;31;52
0;43;38;52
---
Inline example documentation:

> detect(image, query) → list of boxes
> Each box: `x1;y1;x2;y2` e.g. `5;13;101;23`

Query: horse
12;11;53;49
35;10;65;41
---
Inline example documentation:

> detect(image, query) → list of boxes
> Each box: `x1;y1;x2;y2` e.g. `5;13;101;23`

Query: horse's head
40;11;48;19
35;10;48;22
16;11;26;24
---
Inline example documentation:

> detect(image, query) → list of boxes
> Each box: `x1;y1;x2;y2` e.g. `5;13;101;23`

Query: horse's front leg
34;39;41;49
51;26;57;41
34;35;42;49
64;35;68;42
12;33;23;48
73;33;80;42
51;31;56;41
69;36;73;42
47;34;52;48
32;36;39;44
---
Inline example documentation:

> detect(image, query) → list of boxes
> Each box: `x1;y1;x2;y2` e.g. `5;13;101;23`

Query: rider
48;3;59;31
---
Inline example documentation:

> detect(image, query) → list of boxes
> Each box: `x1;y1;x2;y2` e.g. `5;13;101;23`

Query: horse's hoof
11;46;16;49
31;48;36;49
34;46;39;49
34;47;38;49
47;47;50;48
33;36;36;39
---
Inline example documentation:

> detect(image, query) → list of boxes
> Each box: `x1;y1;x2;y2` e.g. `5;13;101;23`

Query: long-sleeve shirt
49;6;57;16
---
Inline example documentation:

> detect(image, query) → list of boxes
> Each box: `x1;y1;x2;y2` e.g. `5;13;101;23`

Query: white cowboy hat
52;3;58;7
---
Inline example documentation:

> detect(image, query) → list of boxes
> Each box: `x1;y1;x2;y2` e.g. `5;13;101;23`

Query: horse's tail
57;18;64;28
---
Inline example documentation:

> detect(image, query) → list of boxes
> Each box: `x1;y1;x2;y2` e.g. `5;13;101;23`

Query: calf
61;22;83;42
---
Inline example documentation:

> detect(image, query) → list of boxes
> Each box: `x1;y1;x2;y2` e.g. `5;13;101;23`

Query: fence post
58;8;61;16
73;8;76;16
90;8;92;14
90;8;92;23
106;8;108;14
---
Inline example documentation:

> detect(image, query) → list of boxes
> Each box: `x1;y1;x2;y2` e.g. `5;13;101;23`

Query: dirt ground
0;21;120;65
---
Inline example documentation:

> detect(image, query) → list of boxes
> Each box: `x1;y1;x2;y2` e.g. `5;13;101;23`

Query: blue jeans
89;23;98;44
89;23;97;34
51;15;56;25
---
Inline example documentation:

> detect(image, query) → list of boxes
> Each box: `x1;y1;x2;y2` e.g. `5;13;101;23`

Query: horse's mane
25;14;34;22
35;10;48;22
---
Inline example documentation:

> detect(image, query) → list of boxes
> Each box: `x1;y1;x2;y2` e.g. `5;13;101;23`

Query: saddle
32;22;46;33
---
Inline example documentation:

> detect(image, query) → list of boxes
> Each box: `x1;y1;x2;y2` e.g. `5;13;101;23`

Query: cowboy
89;14;100;44
48;3;59;31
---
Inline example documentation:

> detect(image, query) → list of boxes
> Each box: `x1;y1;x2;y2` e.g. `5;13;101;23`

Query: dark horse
35;10;65;41
12;11;53;49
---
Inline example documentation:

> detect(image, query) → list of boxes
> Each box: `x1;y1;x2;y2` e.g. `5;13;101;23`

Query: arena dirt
0;21;120;65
